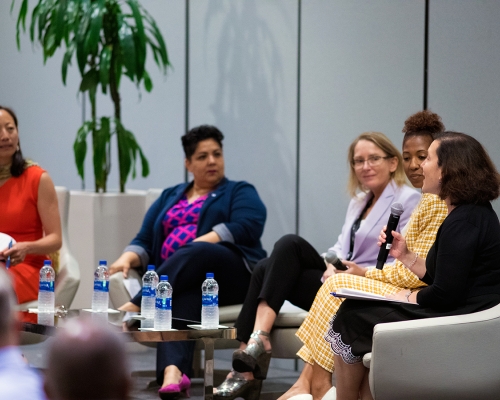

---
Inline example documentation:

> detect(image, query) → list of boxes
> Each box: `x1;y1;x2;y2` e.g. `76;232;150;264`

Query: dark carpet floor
21;340;304;400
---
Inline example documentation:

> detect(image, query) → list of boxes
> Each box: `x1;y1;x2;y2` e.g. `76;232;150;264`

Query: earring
17;145;20;151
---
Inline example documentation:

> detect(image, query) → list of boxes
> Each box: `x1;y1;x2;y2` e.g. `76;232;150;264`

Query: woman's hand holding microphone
378;225;426;278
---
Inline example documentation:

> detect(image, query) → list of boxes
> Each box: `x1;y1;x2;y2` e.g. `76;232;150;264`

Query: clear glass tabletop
18;309;236;342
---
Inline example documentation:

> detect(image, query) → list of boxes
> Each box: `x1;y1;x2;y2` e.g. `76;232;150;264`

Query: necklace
0;163;12;180
0;159;38;181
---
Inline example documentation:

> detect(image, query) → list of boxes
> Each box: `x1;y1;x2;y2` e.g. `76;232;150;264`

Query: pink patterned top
160;194;209;260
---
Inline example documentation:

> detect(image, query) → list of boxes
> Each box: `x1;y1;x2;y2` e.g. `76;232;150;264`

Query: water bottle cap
160;275;168;281
99;260;107;266
43;260;52;266
206;272;214;279
147;265;155;271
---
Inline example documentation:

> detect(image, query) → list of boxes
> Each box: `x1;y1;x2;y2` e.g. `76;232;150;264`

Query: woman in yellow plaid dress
282;110;448;400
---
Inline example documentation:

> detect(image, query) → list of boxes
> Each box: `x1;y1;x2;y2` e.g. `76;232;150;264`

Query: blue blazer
329;180;421;267
128;177;267;267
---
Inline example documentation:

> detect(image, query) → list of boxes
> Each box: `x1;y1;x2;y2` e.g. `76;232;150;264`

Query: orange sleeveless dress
0;165;49;303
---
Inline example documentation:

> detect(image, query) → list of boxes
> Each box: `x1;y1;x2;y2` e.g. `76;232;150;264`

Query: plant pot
68;190;147;309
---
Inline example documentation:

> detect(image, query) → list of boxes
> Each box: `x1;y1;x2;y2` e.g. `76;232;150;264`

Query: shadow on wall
204;0;297;249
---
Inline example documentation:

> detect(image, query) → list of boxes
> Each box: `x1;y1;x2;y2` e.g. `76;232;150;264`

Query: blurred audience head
347;131;406;196
44;318;130;400
402;110;445;188
181;125;224;160
434;131;500;205
0;268;18;347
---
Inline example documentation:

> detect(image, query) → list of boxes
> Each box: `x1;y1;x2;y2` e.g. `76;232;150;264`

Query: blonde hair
347;131;406;197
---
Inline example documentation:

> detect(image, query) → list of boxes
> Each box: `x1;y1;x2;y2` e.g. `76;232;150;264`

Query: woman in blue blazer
109;125;267;399
215;132;420;400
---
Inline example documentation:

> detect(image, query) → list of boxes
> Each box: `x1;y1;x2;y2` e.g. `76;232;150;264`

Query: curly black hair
402;109;445;145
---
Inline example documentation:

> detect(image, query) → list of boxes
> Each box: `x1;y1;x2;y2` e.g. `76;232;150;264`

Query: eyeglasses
352;155;393;169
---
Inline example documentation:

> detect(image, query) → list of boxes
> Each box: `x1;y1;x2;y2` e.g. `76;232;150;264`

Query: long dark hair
436;131;500;205
0;106;25;177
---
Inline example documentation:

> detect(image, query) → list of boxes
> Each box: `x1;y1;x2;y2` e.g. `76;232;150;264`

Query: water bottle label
142;286;156;297
39;281;54;292
202;294;218;306
94;280;109;293
156;297;172;310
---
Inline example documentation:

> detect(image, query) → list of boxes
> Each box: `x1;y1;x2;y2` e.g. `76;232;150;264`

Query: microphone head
324;250;340;264
390;202;404;216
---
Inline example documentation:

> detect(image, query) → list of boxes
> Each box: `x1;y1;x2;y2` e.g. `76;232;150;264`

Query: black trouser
130;241;251;384
234;234;325;343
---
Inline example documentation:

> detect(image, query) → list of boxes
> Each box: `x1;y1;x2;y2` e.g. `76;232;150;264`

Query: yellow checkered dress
296;193;448;372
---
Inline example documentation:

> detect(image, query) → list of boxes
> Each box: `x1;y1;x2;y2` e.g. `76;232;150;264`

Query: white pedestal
68;190;147;309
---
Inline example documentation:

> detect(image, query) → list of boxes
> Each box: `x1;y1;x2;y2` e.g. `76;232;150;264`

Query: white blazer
329;180;420;267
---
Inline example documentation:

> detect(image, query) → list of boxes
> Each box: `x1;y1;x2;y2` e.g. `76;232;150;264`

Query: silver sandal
232;330;272;379
213;370;263;400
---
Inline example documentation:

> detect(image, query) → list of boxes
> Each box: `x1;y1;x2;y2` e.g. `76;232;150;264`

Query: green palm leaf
74;121;91;181
14;0;29;48
12;0;170;192
61;43;74;85
54;0;67;46
85;0;104;56
126;0;146;79
118;18;136;79
99;44;112;93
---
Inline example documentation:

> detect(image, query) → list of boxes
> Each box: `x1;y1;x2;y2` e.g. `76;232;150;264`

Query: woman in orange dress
0;106;61;304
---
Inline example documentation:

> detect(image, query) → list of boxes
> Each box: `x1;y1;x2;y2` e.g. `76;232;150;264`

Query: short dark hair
436;131;500;205
0;105;25;177
181;125;224;159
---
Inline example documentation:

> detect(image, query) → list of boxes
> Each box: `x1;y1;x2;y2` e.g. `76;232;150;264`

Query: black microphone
376;202;404;270
324;250;347;271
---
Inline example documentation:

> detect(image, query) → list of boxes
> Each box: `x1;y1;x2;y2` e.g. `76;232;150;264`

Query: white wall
0;2;82;189
300;0;424;251
428;0;500;213
189;0;298;251
2;0;500;258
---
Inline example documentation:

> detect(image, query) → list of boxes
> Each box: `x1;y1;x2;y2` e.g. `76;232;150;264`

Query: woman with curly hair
279;110;448;400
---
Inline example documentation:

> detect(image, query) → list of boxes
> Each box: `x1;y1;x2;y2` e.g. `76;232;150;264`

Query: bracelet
405;253;419;270
405;291;412;303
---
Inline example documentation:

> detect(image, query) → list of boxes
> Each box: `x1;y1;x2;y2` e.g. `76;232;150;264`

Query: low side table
19;310;236;400
127;324;236;400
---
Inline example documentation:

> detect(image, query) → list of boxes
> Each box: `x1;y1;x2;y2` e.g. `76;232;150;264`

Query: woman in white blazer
214;132;420;400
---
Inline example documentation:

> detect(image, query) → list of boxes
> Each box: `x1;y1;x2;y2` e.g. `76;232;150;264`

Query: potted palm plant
13;0;170;192
12;0;171;308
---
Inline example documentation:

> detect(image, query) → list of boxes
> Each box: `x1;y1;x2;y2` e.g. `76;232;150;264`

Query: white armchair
363;303;500;399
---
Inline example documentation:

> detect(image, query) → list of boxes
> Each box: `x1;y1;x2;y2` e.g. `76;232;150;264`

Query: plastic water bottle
141;318;154;329
141;265;159;318
92;260;109;312
37;312;55;326
201;272;219;329
38;260;55;313
155;275;172;330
